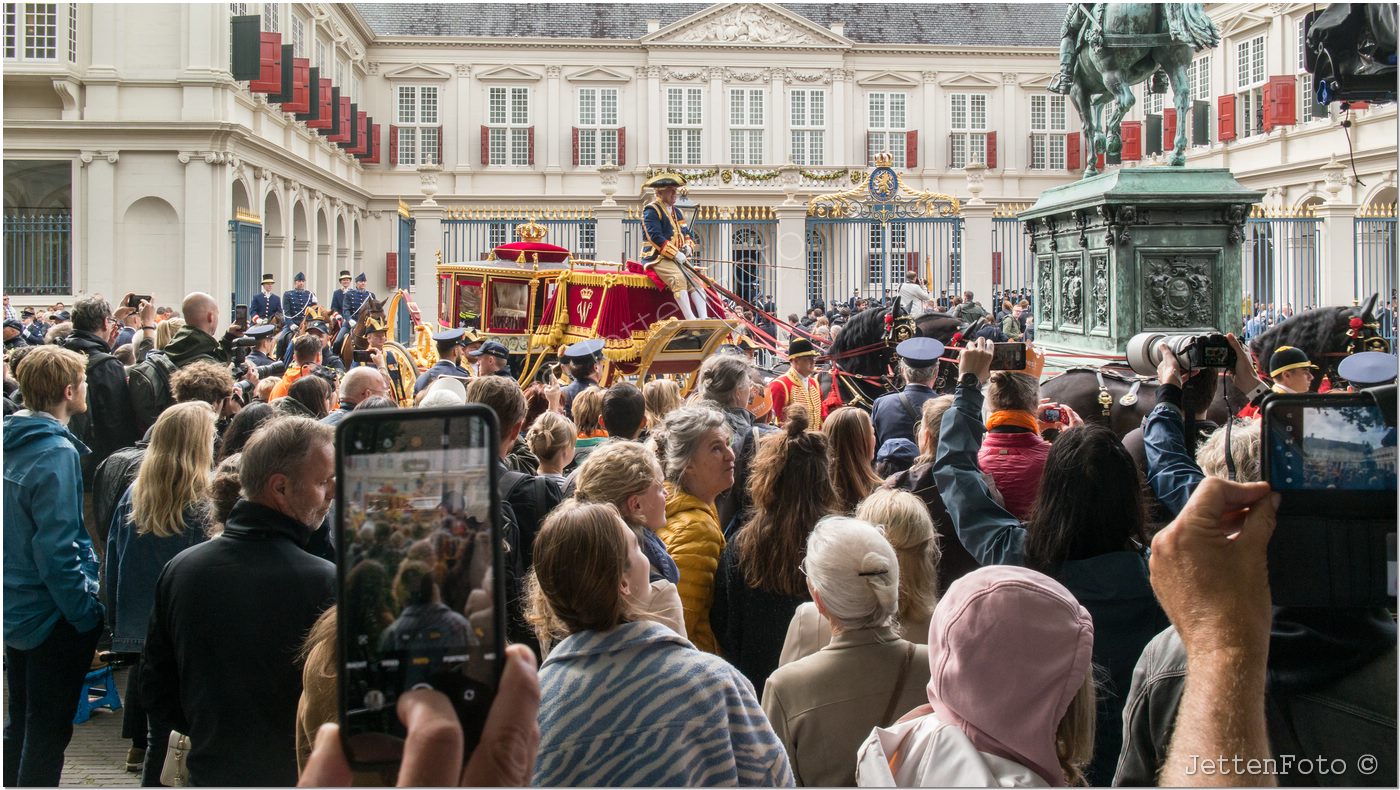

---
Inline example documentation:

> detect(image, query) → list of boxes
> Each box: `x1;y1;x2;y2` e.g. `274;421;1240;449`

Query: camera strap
1222;383;1238;482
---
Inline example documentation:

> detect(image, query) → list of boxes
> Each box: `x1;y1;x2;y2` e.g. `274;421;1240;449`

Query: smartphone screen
336;407;503;766
1266;401;1397;492
990;342;1027;371
127;294;151;310
234;304;249;326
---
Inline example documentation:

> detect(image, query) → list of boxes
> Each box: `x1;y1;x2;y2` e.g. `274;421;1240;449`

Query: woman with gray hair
697;353;775;532
761;516;931;787
652;402;734;653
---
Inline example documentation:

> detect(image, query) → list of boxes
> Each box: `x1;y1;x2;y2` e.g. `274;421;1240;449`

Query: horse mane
827;307;892;376
1248;305;1347;372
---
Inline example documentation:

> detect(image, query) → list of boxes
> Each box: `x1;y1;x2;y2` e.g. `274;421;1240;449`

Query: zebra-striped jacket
534;620;795;787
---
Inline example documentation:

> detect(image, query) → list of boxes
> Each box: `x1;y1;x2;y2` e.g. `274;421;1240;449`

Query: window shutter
388;125;398;164
1217;94;1237;141
307;78;332;129
284;57;311;114
436;125;443;165
250;33;282;93
1191;100;1210;145
1120;121;1142;161
351;111;368;155
905;130;918;169
480;125;489;166
1066;131;1081;170
985;131;996;169
571;127;580;167
362;122;381;164
230;15;262;80
528;126;536;166
268;44;294;104
1163;108;1176;151
330;95;351;143
617;127;626;167
905;251;919;277
1144;114;1163;156
295;67;320;123
386;252;398;289
1264;75;1296;130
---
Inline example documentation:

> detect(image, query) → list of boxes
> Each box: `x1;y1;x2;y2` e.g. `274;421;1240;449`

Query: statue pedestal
1021;168;1263;361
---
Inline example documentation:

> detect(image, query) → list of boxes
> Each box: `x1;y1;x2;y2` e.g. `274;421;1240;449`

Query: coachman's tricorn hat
642;171;687;192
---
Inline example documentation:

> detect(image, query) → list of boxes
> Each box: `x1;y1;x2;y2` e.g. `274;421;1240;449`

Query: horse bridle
1094;368;1144;420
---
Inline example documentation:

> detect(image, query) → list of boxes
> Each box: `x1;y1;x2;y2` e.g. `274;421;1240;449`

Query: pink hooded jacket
856;565;1095;787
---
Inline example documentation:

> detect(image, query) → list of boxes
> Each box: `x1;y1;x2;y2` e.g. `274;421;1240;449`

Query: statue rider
1049;3;1172;96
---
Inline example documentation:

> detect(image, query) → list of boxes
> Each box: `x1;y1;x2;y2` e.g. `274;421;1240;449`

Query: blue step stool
73;664;121;725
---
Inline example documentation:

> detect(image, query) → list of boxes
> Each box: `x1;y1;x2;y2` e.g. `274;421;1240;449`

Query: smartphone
126;294;152;310
1261;393;1397;607
990;342;1027;371
234;304;248;326
353;349;373;365
1039;406;1063;424
336;406;505;767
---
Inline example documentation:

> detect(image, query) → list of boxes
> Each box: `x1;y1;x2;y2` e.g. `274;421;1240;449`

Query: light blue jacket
3;411;103;649
534;620;794;787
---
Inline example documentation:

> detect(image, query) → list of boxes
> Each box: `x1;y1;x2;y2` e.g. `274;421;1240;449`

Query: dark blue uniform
335;288;376;348
282;288;316;325
329;287;348;317
563;377;597;419
250;290;282;322
414;359;473;395
247;350;276;368
872;383;938;448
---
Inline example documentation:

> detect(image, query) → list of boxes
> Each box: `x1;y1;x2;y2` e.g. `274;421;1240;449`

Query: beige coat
778;601;931;667
761;625;931;787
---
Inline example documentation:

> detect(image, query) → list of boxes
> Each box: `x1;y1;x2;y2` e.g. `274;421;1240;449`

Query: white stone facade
2;2;1394;322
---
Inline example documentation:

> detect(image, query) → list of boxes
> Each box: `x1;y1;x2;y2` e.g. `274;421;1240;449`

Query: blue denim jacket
931;384;1028;565
106;485;209;653
3;411;102;650
1140;388;1205;517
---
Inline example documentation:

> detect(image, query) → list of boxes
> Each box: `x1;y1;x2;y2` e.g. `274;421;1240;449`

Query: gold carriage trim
529;268;671;363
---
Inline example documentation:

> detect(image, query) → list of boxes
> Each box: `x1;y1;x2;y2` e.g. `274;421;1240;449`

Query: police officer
304;320;346;372
415;328;476;395
469;340;514;378
329;270;352;317
871;336;945;448
1338;351;1398;388
250;273;281;323
561;337;604;417
244;324;279;367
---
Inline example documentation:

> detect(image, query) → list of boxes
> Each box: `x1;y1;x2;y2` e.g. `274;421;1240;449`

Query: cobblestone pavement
3;667;141;787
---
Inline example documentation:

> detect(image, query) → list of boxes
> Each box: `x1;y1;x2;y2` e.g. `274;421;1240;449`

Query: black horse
1040;295;1387;437
820;306;963;410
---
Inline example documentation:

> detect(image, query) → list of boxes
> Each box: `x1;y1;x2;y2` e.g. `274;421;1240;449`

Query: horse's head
1350;293;1390;354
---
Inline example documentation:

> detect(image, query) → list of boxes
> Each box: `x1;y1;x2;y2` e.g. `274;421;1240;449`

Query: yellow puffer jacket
658;484;725;654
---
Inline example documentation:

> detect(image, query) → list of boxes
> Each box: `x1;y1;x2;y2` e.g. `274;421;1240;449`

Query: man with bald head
322;366;392;426
164;292;226;370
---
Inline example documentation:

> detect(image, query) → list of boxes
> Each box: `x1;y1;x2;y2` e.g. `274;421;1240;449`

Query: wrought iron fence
442;207;597;263
992;206;1035;297
803;216;963;312
1355;208;1397;352
4;211;72;295
623;206;779;309
1242;212;1323;319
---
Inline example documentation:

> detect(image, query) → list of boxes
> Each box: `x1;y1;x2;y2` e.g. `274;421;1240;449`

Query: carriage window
456;279;483;330
489;280;529;332
1235;34;1266;138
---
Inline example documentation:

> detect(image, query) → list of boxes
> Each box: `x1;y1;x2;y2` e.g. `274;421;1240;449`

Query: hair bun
784;404;810;436
858;550;891;578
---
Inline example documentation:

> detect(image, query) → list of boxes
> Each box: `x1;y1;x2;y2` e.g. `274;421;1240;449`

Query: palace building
3;2;1394;327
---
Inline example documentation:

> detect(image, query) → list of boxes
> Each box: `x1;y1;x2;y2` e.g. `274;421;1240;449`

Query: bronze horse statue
1039;296;1389;437
1064;3;1219;175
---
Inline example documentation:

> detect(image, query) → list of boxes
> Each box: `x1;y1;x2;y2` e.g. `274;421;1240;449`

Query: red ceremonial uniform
769;368;826;424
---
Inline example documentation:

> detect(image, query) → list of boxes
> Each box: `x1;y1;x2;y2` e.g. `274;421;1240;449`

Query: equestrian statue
1048;3;1220;176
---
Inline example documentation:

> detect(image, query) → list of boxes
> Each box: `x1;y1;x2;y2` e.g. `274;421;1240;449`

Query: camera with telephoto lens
1126;332;1236;378
231;335;285;379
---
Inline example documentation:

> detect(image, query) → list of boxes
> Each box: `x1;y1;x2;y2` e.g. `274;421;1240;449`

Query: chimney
647;18;661;34
829;21;845;35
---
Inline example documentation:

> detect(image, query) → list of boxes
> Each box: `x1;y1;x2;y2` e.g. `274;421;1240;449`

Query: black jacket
164;326;227;369
140;499;335;787
62;329;139;483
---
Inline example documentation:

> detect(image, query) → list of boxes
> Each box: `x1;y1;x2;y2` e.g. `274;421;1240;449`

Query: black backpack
127;350;179;435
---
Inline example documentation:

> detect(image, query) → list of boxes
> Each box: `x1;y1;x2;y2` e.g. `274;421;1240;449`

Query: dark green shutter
230;16;261;80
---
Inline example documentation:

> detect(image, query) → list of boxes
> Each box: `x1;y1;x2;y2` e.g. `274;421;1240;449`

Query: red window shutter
386;252;398;289
905;130;918;169
251;32;282;93
1217;94;1237;141
436;125;443;165
571;127;580;167
1163;108;1177;151
1264;75;1296;131
617;127;626;167
283;57;310;114
527;126;536;166
330;97;352;143
905;251;919;276
1120;121;1142;161
306;78;332;129
480;125;489;165
346;112;366;155
388;125;398;165
1066;131;1081;170
985;131;996;169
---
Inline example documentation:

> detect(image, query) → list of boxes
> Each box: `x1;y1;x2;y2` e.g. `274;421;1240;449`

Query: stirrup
1047;72;1072;95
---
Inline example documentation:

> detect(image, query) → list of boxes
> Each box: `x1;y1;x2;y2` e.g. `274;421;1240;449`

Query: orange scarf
985;410;1040;433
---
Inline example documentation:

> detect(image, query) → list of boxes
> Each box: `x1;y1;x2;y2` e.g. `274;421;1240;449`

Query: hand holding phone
990;342;1027;371
125;293;152;311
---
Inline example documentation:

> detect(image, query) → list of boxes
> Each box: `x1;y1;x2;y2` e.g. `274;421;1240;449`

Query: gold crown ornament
873;152;894;168
515;217;549;242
